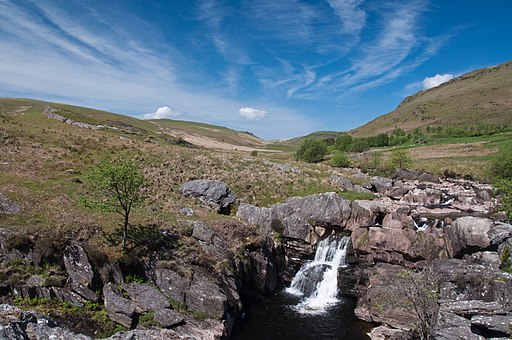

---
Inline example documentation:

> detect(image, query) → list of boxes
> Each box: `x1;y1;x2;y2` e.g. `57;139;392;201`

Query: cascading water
286;235;350;314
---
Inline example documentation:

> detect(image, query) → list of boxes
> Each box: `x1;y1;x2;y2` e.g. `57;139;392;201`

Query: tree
295;138;328;163
388;267;441;340
491;146;512;220
388;148;412;169
334;134;353;151
83;159;145;251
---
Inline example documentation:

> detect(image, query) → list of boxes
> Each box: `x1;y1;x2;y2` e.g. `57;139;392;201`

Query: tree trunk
122;212;129;251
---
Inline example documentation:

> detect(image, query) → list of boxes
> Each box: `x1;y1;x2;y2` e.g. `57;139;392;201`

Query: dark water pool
233;291;373;340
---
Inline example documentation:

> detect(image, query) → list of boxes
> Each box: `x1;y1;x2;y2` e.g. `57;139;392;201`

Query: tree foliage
330;151;351;168
491;146;512;221
388;148;413;169
295;138;328;163
83;159;145;251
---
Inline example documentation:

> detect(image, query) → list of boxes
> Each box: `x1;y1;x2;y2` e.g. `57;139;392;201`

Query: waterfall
286;235;350;314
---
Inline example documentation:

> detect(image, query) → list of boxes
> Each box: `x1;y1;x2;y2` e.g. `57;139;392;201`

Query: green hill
352;59;512;137
0;98;268;149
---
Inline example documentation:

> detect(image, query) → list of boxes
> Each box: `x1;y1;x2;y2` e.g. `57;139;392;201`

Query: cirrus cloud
143;106;179;119
238;107;268;121
422;73;454;89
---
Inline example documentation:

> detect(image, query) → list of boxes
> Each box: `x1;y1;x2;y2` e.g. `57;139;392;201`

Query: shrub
330;151;350;168
295;138;328;163
491;146;512;220
388;148;412;170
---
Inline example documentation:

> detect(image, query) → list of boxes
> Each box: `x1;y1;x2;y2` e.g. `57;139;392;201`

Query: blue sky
1;0;511;140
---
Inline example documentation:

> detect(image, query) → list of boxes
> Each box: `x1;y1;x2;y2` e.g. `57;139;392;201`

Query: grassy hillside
352;60;512;137
0;98;270;150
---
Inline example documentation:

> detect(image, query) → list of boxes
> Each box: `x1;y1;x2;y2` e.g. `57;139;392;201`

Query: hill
352;59;512;137
0;98;270;151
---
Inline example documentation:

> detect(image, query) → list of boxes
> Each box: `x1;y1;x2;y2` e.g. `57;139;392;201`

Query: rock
154;267;191;303
186;266;227;319
417;172;440;183
240;238;283;295
179;208;194;216
236;204;273;235
444;217;511;257
435;311;484;340
262;161;304;175
441;300;508;317
394;169;421;181
0;304;91;340
153;309;184;328
368;325;413;340
370;176;393;193
387;187;410;200
63;244;94;287
190;221;229;261
0;193;21;215
471;314;512;336
330;175;372;194
103;283;136;328
68;280;99;302
180;180;236;214
123;283;170;312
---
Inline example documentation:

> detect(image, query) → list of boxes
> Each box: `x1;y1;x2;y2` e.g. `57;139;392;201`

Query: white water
286;235;350;314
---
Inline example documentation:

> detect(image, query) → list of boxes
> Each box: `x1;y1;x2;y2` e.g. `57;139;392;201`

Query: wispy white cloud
238;107;268;121
314;0;438;94
286;68;316;98
0;0;315;139
327;0;366;35
422;73;453;89
143;107;180;119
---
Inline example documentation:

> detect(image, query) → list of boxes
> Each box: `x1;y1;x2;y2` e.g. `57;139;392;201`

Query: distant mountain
351;60;512;137
0;98;269;150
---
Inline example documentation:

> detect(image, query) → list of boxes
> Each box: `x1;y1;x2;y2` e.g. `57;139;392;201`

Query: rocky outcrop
180;179;236;214
237;192;373;244
43;105;100;130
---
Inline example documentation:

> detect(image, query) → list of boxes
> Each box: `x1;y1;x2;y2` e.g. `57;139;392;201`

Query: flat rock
471;314;512;336
154;309;184;328
123;283;170;312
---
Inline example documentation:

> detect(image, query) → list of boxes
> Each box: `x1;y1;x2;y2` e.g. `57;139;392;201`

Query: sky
1;1;511;140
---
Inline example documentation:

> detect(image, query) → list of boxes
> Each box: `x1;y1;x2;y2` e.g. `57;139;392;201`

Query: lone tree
83;159;145;251
295;138;328;163
389;266;441;340
388;148;412;169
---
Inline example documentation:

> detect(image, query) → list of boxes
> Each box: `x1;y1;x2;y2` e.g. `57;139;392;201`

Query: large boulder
180;180;236;214
444;217;512;257
63;245;94;287
237;192;373;244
